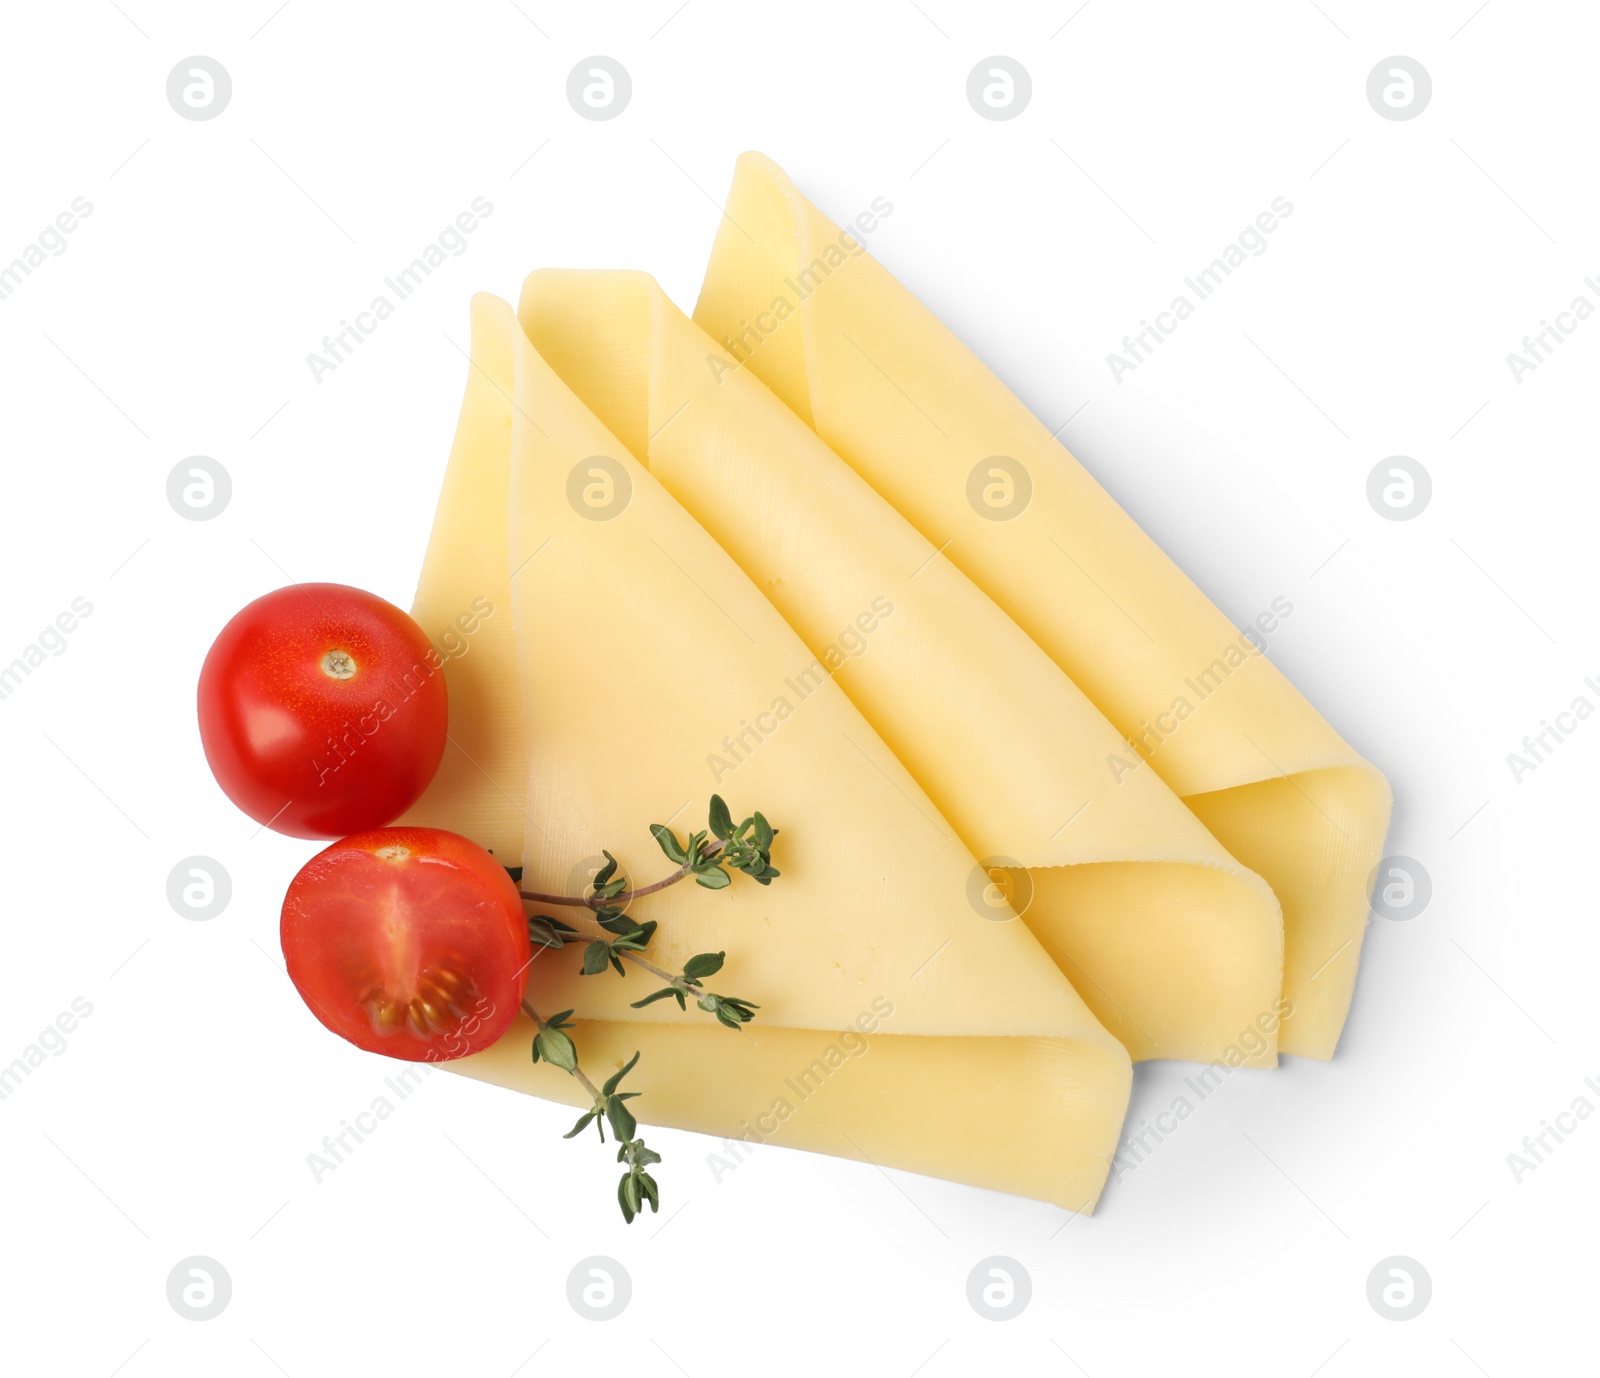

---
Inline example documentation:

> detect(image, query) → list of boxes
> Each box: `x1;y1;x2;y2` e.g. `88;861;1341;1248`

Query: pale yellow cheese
694;153;1392;1059
398;299;528;863
461;1019;1130;1208
404;294;1132;1211
518;269;1284;1066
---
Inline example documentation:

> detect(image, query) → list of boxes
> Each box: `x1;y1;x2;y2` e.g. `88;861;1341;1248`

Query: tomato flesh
197;583;447;839
281;828;530;1062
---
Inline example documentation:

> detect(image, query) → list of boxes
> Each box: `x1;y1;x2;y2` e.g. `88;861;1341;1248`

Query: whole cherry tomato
198;583;447;838
281;827;530;1062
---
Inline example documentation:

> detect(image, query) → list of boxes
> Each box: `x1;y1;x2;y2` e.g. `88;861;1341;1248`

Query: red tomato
198;584;447;839
281;828;531;1062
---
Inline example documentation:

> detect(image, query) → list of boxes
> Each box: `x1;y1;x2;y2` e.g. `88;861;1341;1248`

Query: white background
1;1;1594;1374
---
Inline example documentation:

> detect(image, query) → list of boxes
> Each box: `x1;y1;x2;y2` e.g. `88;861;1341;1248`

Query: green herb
529;1007;579;1072
524;1003;659;1222
628;949;760;1029
650;795;780;888
513;797;777;1224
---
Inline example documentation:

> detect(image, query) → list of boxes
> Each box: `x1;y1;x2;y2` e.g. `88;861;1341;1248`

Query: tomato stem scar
320;649;358;680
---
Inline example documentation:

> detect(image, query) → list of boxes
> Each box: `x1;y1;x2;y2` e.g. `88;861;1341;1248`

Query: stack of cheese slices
400;152;1391;1213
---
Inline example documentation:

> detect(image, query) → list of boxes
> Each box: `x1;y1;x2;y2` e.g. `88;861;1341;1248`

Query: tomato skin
281;828;530;1062
198;584;447;839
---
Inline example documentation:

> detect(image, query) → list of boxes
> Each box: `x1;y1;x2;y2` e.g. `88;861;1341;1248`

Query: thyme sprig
513;797;777;1224
651;792;780;889
523;1002;659;1222
629;950;759;1029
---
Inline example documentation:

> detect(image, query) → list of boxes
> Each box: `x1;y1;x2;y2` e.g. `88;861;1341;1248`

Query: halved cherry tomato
281;828;530;1062
198;583;447;838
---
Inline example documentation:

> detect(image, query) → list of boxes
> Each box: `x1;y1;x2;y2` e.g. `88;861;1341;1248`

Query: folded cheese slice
402;293;1132;1211
694;153;1392;1059
402;303;528;865
519;268;1284;1067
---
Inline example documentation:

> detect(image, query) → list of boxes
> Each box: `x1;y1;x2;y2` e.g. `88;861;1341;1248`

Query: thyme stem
518;840;726;909
557;922;703;993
